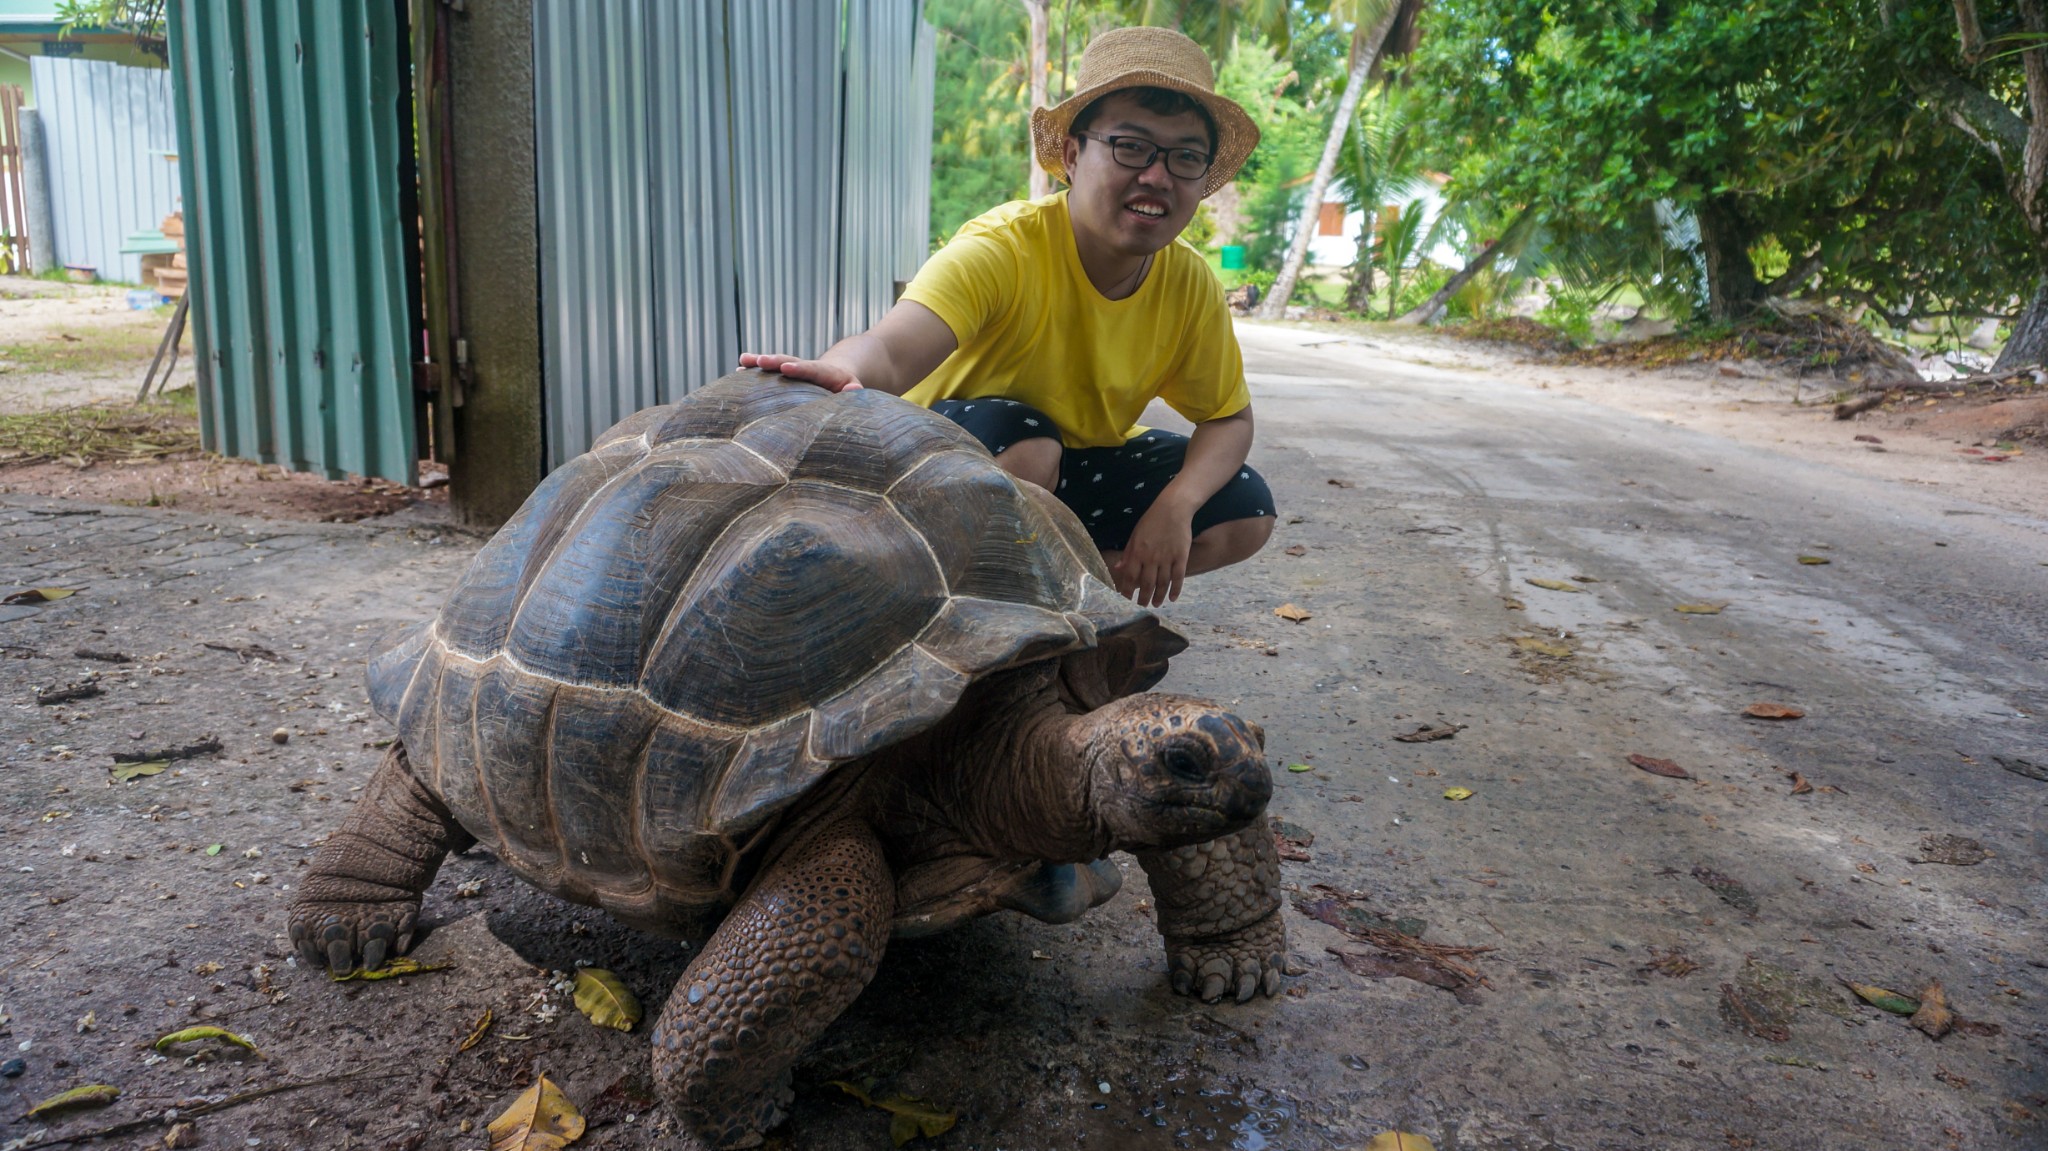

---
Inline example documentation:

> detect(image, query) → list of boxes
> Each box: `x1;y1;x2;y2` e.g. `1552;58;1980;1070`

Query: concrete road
1;330;2041;1151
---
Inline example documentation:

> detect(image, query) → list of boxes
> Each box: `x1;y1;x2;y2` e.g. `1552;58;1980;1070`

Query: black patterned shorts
929;396;1277;552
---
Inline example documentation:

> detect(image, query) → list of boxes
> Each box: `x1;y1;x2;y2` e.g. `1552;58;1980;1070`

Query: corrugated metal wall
27;56;179;284
534;0;934;469
167;0;416;485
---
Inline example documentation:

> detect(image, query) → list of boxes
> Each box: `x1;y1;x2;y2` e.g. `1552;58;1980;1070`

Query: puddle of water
1080;1072;1298;1150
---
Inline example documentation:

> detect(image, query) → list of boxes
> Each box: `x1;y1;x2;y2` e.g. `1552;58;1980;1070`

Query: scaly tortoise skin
288;373;1289;1149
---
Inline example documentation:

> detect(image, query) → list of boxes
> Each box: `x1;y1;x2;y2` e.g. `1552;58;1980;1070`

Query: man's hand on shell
738;352;864;392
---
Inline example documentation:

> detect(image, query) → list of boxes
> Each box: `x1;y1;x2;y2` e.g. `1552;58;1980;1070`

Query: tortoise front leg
1136;818;1290;1003
653;816;894;1150
289;743;473;975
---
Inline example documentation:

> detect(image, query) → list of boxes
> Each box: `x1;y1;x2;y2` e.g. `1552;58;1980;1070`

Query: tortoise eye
1159;743;1210;784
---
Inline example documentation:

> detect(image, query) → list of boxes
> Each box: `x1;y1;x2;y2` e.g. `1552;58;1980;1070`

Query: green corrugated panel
168;0;416;484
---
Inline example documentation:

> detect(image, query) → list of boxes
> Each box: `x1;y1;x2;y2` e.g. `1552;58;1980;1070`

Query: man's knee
994;436;1062;491
1188;514;1273;574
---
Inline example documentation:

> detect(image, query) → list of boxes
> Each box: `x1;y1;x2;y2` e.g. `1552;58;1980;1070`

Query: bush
1390;262;1452;319
1535;294;1597;346
1182;203;1217;251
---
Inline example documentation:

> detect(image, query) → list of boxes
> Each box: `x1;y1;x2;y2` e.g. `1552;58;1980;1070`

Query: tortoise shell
365;373;1184;931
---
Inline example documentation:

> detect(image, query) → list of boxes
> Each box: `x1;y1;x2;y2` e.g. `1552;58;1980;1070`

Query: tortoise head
1081;694;1272;853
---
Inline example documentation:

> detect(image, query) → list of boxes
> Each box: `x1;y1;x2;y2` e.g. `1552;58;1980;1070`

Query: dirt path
0;326;2041;1150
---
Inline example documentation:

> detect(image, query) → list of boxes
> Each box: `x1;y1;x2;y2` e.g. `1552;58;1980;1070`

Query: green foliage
1182;202;1217;250
927;0;1036;244
1408;0;2029;325
55;0;165;60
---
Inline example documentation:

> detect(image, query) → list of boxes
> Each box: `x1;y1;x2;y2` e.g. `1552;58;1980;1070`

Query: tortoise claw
1163;911;1291;1005
290;900;418;976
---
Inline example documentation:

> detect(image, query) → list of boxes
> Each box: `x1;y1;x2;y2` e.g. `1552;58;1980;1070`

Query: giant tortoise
289;373;1288;1148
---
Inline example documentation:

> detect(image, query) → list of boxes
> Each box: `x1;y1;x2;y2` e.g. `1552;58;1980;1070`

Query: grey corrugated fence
28;55;179;284
534;0;936;469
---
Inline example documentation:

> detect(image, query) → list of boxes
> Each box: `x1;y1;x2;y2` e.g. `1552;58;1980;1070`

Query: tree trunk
1395;207;1534;324
1256;1;1402;320
1024;0;1051;199
1693;195;1764;322
1995;273;2048;369
1343;212;1376;312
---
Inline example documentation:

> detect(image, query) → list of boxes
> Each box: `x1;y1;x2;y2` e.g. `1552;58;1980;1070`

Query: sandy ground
0;279;197;414
0;315;2041;1151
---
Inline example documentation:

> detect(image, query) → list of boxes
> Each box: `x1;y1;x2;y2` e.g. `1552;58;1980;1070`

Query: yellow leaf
571;968;642;1032
330;956;449;982
831;1081;958;1146
154;1026;261;1057
1364;1133;1438;1151
487;1075;585;1151
1797;555;1831;565
1442;787;1474;801
1501;597;1525;610
459;1008;495;1052
1512;636;1572;658
1673;602;1725;614
1523;578;1583;593
3;587;80;606
112;760;168;782
1274;603;1311;622
1838;978;1919;1015
26;1084;120;1119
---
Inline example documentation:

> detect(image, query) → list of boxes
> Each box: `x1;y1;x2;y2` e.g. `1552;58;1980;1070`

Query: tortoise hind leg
289;744;473;975
653;816;893;1150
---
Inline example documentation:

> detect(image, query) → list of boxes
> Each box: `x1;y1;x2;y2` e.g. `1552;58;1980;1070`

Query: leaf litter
1393;722;1465;743
1272;820;1314;862
1295;887;1491;1004
1690;865;1759;916
1910;834;1989;866
1743;702;1805;719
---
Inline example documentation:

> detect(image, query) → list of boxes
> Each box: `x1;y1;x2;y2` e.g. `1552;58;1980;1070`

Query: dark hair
1070;86;1218;156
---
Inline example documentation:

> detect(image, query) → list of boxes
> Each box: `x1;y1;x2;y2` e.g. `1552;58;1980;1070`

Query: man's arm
1113;404;1255;607
738;300;959;395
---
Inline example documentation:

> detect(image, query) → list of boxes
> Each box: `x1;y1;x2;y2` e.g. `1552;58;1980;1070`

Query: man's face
1061;91;1210;261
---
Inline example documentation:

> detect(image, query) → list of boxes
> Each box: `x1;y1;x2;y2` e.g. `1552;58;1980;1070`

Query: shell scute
641;484;945;725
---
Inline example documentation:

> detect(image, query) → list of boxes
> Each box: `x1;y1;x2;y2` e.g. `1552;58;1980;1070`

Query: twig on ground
11;1071;404;1149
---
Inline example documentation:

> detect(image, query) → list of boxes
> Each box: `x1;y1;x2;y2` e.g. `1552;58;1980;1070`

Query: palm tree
1258;0;1424;320
1330;86;1424;312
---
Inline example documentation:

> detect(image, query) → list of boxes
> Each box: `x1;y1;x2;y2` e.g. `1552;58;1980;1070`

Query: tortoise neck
905;665;1107;863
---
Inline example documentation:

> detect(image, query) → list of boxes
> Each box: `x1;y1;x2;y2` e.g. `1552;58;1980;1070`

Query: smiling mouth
1126;201;1168;219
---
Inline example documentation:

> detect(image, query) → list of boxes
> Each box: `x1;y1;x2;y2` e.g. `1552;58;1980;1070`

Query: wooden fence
0;84;26;273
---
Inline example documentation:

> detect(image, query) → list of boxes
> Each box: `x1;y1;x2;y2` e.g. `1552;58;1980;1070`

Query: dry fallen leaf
1744;702;1805;719
1523;578;1584;593
1673;602;1725;615
25;1084;120;1119
1363;1134;1438;1151
572;968;642;1032
830;1080;958;1147
1393;723;1465;743
1787;772;1814;795
330;956;449;982
154;1026;261;1057
1442;786;1474;801
1274;603;1311;622
459;1008;495;1052
1838;977;1920;1016
112;760;169;782
488;1075;585;1151
1511;636;1573;658
1911;981;1954;1040
2;587;80;606
1627;754;1691;779
1501;597;1525;610
1283;544;1307;556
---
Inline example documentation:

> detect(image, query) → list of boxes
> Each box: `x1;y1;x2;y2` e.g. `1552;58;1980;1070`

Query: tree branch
1955;0;1987;63
1393;207;1536;324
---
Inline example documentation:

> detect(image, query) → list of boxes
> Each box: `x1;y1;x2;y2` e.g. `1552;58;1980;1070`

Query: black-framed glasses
1075;132;1213;181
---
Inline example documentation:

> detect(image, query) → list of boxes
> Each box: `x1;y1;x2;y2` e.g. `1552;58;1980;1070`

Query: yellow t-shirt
901;192;1249;449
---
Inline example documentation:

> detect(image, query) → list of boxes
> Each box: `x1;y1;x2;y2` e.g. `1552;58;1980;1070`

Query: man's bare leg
991;437;1062;491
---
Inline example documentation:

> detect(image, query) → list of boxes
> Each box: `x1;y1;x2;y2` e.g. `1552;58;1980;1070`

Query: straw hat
1030;26;1259;200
